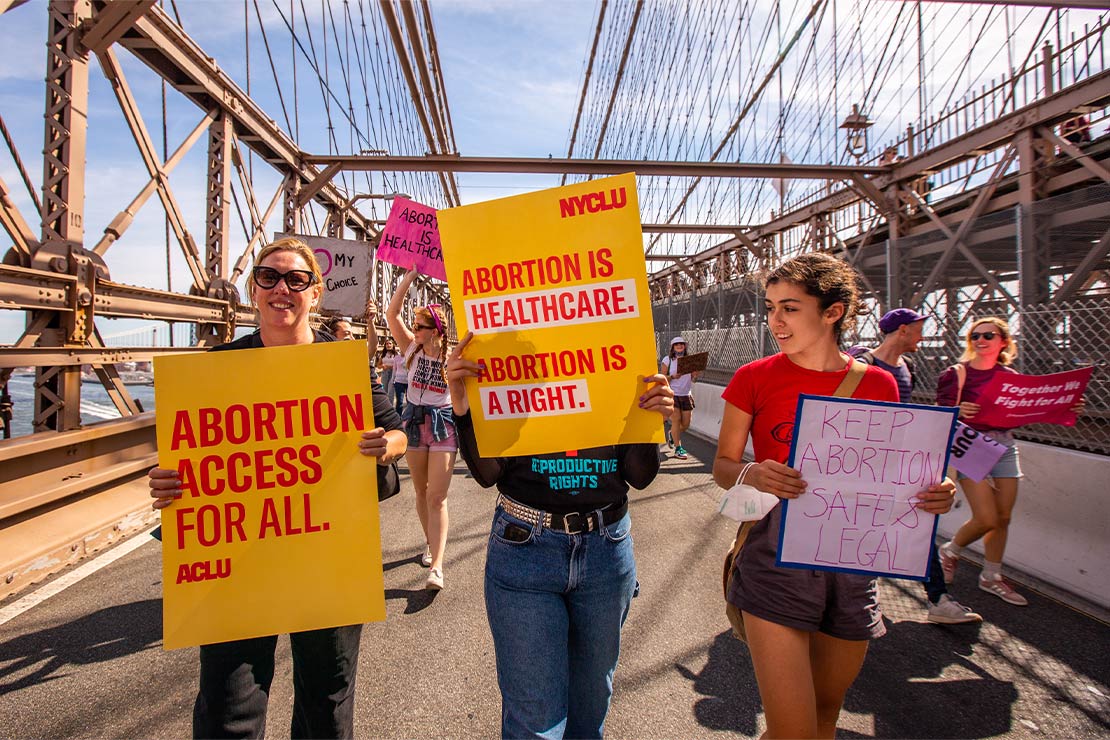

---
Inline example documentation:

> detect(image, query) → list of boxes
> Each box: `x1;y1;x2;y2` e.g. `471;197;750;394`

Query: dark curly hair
764;253;866;343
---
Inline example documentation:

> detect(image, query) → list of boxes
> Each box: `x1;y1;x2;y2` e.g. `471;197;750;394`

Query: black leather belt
496;494;628;535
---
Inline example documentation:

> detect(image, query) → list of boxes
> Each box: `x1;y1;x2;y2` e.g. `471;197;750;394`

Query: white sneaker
927;594;983;624
979;575;1028;605
425;568;444;591
420;546;432;568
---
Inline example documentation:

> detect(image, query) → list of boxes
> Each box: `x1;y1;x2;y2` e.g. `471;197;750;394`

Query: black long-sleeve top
453;409;661;515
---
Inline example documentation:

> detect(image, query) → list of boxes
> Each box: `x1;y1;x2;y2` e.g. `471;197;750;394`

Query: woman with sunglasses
386;268;456;590
146;237;407;739
936;317;1081;606
714;253;956;739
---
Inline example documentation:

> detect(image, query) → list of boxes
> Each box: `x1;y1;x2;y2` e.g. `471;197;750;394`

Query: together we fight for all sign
154;341;386;649
438;173;662;457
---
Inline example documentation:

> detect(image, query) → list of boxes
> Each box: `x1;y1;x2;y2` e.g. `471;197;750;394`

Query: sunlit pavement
1;434;1107;738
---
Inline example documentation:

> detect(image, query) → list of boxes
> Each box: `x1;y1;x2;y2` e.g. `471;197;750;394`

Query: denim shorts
956;434;1022;481
727;506;885;641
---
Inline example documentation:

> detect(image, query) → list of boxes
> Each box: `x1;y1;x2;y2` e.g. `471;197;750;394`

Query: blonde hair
959;317;1017;365
406;304;450;385
246;237;323;309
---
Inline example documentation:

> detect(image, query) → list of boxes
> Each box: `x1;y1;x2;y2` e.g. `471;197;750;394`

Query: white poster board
778;395;958;580
275;233;371;317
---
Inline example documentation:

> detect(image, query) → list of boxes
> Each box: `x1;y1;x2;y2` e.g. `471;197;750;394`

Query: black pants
193;624;362;739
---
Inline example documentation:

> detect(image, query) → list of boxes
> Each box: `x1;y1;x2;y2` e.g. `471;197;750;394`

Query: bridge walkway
0;435;1107;738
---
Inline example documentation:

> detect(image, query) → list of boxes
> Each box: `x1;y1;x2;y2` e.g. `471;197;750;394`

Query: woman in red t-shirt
714;253;956;739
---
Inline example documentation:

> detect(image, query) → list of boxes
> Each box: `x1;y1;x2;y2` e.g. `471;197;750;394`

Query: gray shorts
726;506;885;641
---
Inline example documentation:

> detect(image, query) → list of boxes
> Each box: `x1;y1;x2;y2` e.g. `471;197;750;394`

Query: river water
3;373;158;439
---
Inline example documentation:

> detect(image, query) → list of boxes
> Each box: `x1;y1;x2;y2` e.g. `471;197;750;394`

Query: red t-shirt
722;353;899;464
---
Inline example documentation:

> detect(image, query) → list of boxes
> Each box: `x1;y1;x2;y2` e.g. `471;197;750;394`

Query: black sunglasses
969;331;999;341
412;323;437;332
252;266;318;292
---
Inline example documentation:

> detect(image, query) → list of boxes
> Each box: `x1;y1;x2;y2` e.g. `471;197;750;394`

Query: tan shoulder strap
953;363;967;405
833;358;868;398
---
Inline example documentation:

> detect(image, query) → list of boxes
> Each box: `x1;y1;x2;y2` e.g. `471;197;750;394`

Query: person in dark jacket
147;237;406;739
446;330;673;739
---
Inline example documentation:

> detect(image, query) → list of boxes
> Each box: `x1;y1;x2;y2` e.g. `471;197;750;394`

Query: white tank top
404;343;451;408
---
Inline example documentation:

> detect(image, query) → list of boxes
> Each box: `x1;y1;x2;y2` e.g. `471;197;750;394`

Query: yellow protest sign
438;173;662;457
153;340;385;650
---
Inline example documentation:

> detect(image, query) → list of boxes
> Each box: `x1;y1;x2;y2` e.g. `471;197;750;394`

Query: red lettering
198;408;222;446
170;411;196;451
225;404;250;444
254;448;276;490
274;446;300;487
226;452;252;493
253;402;277;442
199;454;225;496
299;445;322;484
312;396;338;435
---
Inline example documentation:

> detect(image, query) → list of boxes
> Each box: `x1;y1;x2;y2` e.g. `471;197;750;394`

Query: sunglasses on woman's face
252;266;317;292
969;331;999;341
412;323;437;332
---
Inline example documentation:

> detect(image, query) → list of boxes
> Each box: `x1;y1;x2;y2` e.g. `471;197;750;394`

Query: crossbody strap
952;363;967;405
833;358;868;398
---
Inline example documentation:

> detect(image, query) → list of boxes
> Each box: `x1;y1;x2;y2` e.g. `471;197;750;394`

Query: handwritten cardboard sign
437;173;662;457
275;233;371;318
778;395;958;580
154;341;386;649
377;198;446;281
948;420;1007;482
676;352;709;375
970;367;1093;428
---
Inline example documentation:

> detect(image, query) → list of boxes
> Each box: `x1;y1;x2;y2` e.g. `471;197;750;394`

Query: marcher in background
660;336;698;460
937;318;1083;606
386;269;456;591
380;336;399;400
714;253;957;739
147;237;406;739
852;308;981;625
446;330;674;739
327;316;354;341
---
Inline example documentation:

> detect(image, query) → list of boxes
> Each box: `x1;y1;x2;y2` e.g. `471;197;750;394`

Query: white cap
670;336;687;346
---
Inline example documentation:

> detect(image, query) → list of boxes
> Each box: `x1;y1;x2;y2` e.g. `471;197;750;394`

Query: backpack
722;359;869;641
854;349;916;392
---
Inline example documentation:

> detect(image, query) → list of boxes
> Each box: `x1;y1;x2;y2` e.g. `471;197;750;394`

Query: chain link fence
655;295;1110;456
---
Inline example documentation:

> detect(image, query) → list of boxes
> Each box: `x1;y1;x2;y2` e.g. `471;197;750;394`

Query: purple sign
377;198;446;281
948;421;1007;482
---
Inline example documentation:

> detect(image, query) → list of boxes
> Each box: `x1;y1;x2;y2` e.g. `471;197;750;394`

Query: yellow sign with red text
438;173;663;457
154;340;385;650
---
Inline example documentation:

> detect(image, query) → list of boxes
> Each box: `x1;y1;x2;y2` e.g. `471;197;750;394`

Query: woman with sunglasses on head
714;253;957;739
386;269;457;591
146;237;407;739
936;318;1082;606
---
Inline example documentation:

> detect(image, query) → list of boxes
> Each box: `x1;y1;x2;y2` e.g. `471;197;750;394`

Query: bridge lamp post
840;104;874;162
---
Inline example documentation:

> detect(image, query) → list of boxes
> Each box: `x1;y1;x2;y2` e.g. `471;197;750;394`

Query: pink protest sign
948;421;1007;482
377;198;446;281
970;367;1093;429
779;395;958;580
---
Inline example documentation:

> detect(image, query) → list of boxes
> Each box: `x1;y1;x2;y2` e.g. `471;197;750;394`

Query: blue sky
0;0;599;343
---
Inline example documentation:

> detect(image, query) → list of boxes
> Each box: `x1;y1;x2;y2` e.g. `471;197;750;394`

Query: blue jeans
392;381;407;414
924;542;947;604
484;508;637;740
